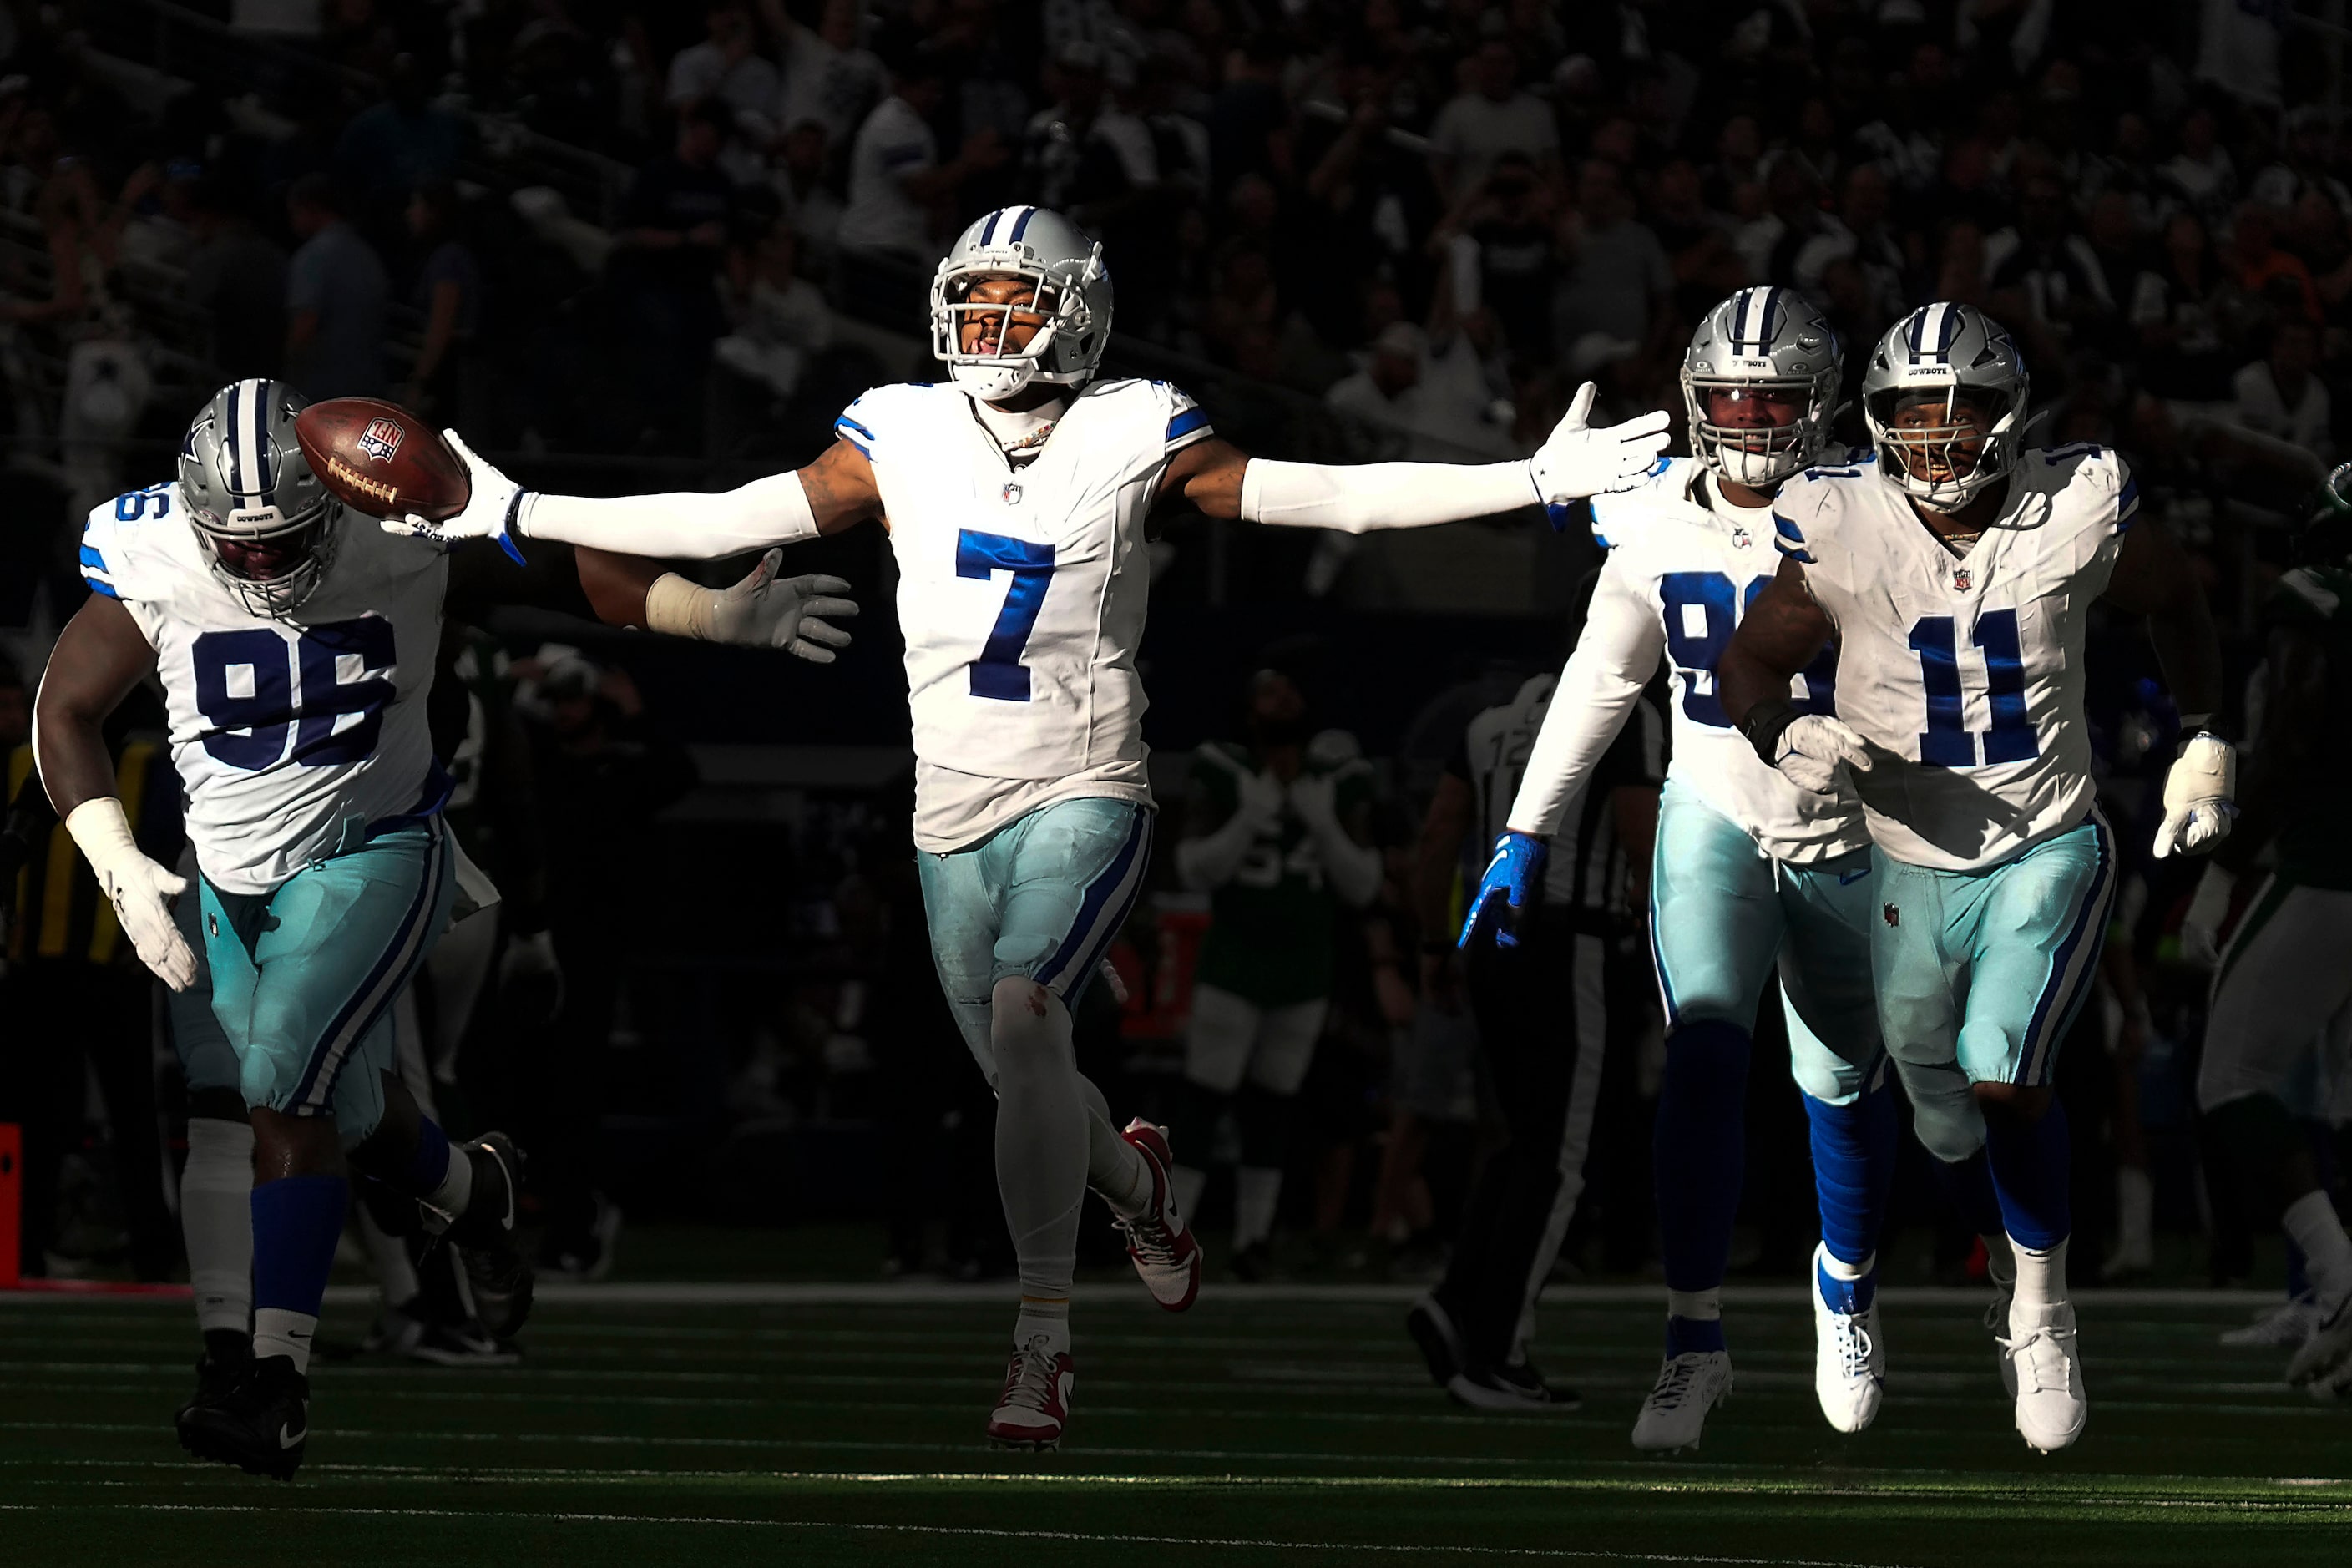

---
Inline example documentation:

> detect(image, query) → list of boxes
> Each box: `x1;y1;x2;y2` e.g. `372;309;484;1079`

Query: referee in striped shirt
1406;661;1664;1409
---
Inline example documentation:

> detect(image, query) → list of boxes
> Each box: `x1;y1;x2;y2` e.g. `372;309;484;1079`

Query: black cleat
1447;1357;1583;1413
406;1318;523;1368
175;1330;253;1426
448;1132;535;1340
178;1353;309;1480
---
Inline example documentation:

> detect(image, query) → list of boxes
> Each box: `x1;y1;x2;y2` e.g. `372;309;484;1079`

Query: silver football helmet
1860;303;2030;511
179;378;343;619
1680;286;1841;488
929;205;1113;401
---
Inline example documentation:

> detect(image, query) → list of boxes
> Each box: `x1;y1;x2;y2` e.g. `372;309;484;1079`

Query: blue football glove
1458;831;1548;950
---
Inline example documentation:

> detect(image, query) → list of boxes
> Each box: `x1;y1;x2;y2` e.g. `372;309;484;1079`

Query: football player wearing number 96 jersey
1465;289;1900;1451
1719;304;2235;1454
387;203;1676;1449
34;380;847;1479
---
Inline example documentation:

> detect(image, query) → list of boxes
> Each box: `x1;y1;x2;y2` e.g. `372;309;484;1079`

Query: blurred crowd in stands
0;0;2346;1296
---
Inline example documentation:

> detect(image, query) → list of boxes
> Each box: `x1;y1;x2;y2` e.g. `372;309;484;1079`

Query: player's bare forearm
1413;773;1474;941
2104;516;2223;721
1719;558;1836;727
31;594;158;817
576;547;664;628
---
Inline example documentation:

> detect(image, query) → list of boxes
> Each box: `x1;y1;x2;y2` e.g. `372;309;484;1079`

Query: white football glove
382;429;524;546
1768;714;1875;794
65;799;197;991
1287;771;1339;832
650;549;859;661
1527;382;1672;505
2152;732;2237;859
2179;863;2236;970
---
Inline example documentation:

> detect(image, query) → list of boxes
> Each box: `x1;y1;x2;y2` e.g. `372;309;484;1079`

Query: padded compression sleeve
1505;555;1665;837
518;471;819;559
1239;458;1539;532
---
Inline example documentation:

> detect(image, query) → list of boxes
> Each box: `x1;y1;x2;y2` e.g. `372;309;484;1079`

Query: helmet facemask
931;252;1107;402
188;495;344;619
1865;382;2023;511
1682;372;1834;488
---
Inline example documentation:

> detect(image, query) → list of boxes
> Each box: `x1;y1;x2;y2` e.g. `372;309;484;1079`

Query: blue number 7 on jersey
958;529;1055;701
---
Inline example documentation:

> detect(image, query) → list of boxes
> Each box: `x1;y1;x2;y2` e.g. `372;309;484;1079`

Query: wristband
643;571;718;640
1737;696;1802;766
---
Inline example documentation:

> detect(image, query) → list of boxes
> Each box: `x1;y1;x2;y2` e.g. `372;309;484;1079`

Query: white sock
2284;1190;2352;1299
2011;1237;2069;1316
1666;1287;1722;1322
1014;1297;1071;1357
356;1206;419;1311
1172;1165;1209;1231
989;977;1088;1303
430;1138;474;1216
254;1307;317;1375
1079;1075;1153;1217
1981;1232;2016;1287
2116;1166;2153;1252
180;1118;255;1337
1234;1166;1282;1250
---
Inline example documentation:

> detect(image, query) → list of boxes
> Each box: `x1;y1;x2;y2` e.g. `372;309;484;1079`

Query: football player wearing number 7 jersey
387;204;1673;1449
34;379;853;1479
1462;289;1899;1452
1719;304;2234;1454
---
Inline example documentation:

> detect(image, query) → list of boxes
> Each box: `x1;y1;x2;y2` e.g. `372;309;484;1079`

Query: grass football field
3;1277;2347;1566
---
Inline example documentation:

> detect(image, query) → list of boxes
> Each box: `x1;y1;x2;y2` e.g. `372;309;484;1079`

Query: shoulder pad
833;382;938;458
1590;457;1698;548
2028;443;2135;533
79;483;178;602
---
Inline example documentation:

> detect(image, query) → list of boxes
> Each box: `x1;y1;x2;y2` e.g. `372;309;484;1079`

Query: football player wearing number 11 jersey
390;204;1675;1449
1721;304;2234;1453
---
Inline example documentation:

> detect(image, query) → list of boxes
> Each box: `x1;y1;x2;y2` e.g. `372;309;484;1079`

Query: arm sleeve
1504;555;1666;837
518;469;820;559
1239;457;1538;533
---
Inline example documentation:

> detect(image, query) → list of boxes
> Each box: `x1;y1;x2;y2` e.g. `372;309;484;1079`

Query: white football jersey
837;377;1212;852
1772;443;2137;871
1508;458;1867;863
79;483;448;894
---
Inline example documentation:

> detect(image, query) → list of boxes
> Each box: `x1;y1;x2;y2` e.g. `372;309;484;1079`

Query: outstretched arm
1505;558;1662;838
32;594;196;989
394;434;883;558
1160;382;1670;530
2102;514;2233;857
1720;558;1873;793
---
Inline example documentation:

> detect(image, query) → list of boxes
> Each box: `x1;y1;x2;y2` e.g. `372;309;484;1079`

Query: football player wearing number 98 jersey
390;203;1676;1449
1464;289;1900;1451
1719;304;2235;1454
35;379;847;1479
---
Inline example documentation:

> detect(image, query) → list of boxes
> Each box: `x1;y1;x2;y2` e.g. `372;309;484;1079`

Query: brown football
294;397;470;522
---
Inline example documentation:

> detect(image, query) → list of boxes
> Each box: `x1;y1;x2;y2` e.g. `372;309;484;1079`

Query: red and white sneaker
1114;1119;1202;1311
986;1335;1075;1449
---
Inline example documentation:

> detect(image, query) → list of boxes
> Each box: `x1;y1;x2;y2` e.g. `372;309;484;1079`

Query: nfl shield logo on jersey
357;417;405;464
1952;566;1971;591
1002;481;1024;505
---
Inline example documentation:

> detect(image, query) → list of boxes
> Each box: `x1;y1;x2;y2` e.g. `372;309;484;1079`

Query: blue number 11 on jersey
1908;608;2037;767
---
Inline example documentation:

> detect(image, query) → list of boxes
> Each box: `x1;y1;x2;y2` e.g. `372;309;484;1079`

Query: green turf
3;1286;2347;1566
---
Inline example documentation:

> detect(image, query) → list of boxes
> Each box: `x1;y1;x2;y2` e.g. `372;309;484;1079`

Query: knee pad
1911;1095;1988;1165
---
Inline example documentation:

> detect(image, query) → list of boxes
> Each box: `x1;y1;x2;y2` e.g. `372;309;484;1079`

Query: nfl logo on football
357;417;405;464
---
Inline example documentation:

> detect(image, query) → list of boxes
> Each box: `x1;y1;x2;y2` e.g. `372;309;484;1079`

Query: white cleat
2004;1301;2088;1454
2218;1292;2321;1349
1112;1120;1202;1311
1631;1351;1732;1452
2284;1288;2352;1393
985;1334;1075;1450
1811;1244;1885;1434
